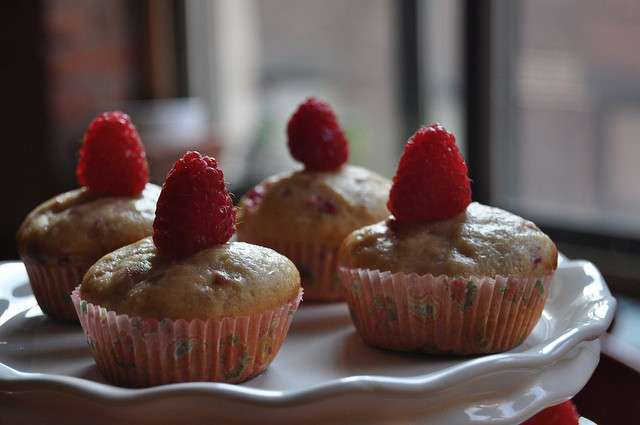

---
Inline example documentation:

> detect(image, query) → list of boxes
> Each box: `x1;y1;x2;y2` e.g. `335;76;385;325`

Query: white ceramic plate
0;259;615;425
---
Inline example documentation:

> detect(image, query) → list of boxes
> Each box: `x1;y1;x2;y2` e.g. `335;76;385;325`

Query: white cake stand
0;258;615;425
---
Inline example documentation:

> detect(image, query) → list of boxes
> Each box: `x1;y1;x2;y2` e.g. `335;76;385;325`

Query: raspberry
522;401;579;425
153;151;235;259
76;111;148;196
287;97;349;171
388;123;471;223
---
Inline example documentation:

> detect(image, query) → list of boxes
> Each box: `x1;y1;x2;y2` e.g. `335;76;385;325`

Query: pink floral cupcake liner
71;288;303;387
339;268;553;355
21;256;89;321
238;237;342;301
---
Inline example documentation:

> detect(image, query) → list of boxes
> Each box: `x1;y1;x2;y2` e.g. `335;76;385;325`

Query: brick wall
0;1;147;258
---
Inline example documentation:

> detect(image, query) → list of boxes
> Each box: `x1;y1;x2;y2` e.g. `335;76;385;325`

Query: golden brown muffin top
339;202;557;278
236;165;390;246
17;184;160;263
80;237;301;320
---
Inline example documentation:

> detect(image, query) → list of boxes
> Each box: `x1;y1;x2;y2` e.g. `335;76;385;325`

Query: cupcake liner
339;268;553;355
237;237;342;301
21;255;89;321
71;288;303;387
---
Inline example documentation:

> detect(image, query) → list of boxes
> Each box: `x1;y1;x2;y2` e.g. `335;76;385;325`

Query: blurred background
1;1;639;422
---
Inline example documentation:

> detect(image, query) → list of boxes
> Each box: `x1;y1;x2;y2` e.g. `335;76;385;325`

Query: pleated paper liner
339;268;553;355
236;235;343;301
21;255;90;321
71;288;303;387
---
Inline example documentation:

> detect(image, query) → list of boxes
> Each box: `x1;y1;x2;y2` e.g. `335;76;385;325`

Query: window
485;1;640;285
482;3;640;396
185;0;404;190
493;0;640;235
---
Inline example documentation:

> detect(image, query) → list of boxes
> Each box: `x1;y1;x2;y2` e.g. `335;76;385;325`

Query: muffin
237;98;390;301
338;124;557;355
72;151;302;386
17;111;158;321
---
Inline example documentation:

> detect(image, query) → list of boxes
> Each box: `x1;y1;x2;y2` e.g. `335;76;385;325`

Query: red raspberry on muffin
77;111;149;196
287;97;349;171
388;123;471;222
153;151;235;259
